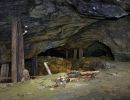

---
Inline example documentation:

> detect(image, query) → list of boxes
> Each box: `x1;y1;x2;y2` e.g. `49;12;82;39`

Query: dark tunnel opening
24;42;115;78
84;41;114;60
38;41;114;60
39;47;66;58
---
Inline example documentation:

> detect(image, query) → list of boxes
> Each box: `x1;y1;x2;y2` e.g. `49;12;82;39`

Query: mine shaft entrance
39;48;78;59
40;48;66;58
84;41;114;60
39;41;114;60
25;42;114;78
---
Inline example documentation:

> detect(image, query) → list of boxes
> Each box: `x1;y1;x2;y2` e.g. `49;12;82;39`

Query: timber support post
11;17;25;82
32;56;38;76
11;17;18;82
73;49;78;59
79;48;83;59
17;17;25;81
66;50;69;59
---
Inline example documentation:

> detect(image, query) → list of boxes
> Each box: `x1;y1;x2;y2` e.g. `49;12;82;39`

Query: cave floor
0;61;130;100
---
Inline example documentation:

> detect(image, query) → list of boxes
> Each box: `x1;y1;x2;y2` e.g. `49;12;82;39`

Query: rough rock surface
66;16;130;61
67;0;128;18
96;0;130;11
0;0;130;63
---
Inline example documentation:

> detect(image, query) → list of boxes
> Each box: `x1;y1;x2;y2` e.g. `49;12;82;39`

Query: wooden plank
0;77;11;80
11;17;18;83
79;48;83;58
44;62;52;75
66;50;69;59
17;17;25;81
11;17;25;82
80;71;100;75
73;49;77;59
0;64;9;82
32;56;38;76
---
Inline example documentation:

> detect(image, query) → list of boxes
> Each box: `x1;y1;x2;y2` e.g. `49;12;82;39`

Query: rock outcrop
97;0;130;11
66;16;130;61
0;0;130;63
67;0;128;18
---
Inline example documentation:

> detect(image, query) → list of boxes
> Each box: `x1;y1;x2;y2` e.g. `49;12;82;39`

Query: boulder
21;69;30;82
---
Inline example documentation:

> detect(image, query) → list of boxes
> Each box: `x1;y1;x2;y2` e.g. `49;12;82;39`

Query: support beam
11;17;25;82
73;49;78;59
66;50;69;59
32;56;38;76
11;17;18;82
79;48;83;58
0;64;9;82
17;18;25;81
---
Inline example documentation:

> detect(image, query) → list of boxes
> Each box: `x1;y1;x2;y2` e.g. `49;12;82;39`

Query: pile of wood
67;70;100;81
80;70;100;79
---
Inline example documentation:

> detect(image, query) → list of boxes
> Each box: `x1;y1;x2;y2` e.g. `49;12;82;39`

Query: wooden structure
44;62;52;75
79;48;83;58
32;56;38;76
73;49;78;59
11;17;25;82
0;64;9;82
73;48;84;59
66;50;69;59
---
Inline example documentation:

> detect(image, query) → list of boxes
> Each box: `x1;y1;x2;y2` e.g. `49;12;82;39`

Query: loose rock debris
37;70;100;90
21;69;30;82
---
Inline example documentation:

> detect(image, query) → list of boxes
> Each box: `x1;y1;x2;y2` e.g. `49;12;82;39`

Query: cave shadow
84;41;114;60
39;47;66;58
38;41;114;60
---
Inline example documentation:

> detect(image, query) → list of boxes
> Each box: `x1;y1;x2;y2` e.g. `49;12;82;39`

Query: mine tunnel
39;47;66;58
38;41;114;60
39;48;75;59
84;41;114;60
0;41;115;83
30;42;114;76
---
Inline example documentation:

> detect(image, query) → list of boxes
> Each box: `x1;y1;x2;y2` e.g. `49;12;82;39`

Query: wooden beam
79;48;83;58
44;62;52;75
0;64;9;82
32;56;38;76
11;17;18;82
66;50;69;59
11;17;25;82
73;49;78;59
17;17;25;81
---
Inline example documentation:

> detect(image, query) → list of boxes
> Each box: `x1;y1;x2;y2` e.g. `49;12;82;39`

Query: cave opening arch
84;41;114;60
38;47;67;58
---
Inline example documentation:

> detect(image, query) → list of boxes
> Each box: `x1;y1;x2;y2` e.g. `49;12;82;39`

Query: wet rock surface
67;0;128;18
95;0;130;11
0;0;130;63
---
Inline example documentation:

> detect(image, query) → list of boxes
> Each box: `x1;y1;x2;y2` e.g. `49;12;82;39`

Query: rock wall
0;0;130;63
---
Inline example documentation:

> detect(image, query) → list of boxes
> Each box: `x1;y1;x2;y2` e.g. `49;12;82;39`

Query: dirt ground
0;61;130;100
